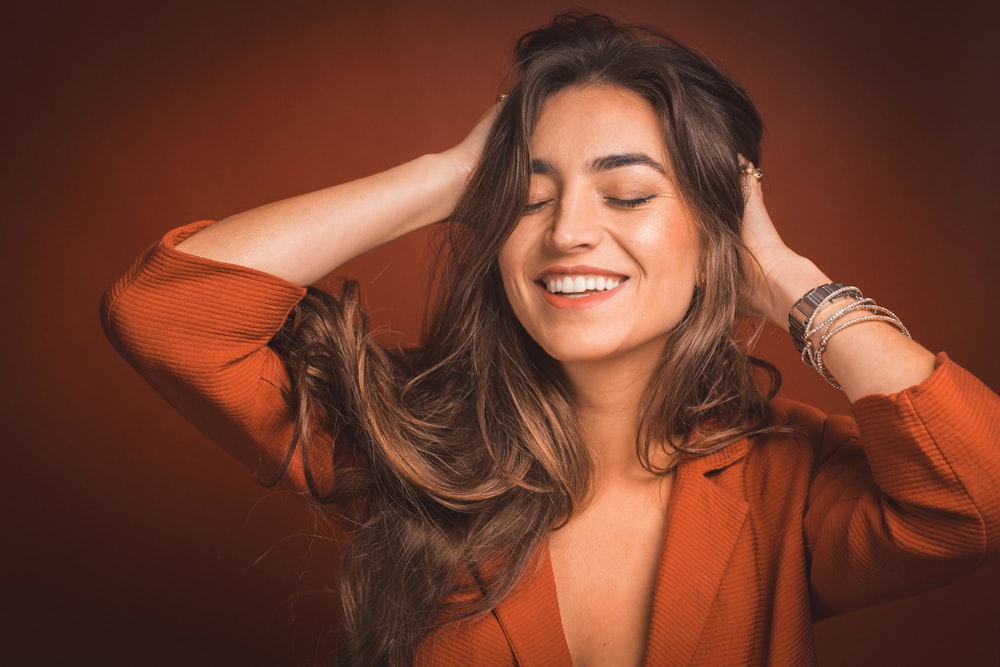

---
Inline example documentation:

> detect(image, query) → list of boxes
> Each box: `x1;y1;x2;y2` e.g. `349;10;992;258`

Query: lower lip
536;281;625;310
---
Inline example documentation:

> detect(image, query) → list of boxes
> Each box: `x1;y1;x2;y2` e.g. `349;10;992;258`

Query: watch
787;282;857;353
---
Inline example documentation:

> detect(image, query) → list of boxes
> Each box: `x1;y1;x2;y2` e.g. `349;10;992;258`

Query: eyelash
523;195;655;213
523;200;551;213
606;195;655;208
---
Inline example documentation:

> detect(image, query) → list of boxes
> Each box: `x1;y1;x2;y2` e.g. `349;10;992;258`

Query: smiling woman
101;12;1000;667
499;85;700;370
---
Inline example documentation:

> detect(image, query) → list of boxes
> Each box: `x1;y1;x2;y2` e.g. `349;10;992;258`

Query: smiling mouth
539;274;626;296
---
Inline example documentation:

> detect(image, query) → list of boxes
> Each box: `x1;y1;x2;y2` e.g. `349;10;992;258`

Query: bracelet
789;283;911;390
800;298;875;368
788;283;862;353
804;298;876;343
812;310;912;389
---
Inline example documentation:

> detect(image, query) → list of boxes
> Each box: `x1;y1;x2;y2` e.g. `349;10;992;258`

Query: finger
740;164;764;183
739;163;784;250
739;161;765;201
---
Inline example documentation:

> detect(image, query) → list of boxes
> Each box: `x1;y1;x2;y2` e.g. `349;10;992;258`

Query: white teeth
543;274;623;294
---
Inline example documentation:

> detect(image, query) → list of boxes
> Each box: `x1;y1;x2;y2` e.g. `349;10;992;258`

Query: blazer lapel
492;545;574;666
492;440;751;666
644;442;751;665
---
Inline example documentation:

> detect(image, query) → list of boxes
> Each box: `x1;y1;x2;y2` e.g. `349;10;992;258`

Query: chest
547;474;672;666
419;446;819;666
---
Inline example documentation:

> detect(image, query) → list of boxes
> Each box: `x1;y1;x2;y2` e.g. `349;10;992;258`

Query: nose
547;190;602;253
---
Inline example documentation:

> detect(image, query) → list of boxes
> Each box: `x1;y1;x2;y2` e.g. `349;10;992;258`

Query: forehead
529;84;668;163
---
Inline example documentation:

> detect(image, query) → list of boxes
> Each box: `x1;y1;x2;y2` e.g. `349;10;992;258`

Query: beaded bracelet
800;298;875;369
804;297;876;343
790;284;911;390
812;307;911;389
788;283;863;353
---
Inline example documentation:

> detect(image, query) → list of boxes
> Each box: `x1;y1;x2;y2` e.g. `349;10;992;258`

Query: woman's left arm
743;169;1000;613
740;170;937;401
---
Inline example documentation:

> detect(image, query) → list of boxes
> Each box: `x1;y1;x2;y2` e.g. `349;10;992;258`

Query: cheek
671;214;702;272
497;224;532;289
496;249;527;328
497;243;518;295
497;239;541;333
637;218;701;276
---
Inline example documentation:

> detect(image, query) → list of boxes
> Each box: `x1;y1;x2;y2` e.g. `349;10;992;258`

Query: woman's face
498;84;701;370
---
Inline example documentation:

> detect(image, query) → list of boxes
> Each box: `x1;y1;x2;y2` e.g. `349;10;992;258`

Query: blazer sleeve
804;354;1000;617
101;221;324;492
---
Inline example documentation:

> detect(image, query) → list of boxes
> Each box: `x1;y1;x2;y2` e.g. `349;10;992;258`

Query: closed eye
523;199;553;214
606;195;656;209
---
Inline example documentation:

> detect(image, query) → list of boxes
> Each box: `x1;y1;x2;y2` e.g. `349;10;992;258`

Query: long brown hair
271;12;775;665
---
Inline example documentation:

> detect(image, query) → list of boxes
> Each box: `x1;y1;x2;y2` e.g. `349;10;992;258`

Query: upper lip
534;264;628;281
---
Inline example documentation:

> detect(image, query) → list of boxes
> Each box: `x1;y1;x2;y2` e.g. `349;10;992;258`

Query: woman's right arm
103;106;499;490
175;105;499;285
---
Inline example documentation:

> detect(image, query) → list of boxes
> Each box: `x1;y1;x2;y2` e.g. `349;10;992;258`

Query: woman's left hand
739;164;936;399
739;165;830;328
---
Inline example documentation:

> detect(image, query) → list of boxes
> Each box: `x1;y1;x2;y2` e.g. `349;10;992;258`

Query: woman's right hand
442;101;503;183
175;102;503;286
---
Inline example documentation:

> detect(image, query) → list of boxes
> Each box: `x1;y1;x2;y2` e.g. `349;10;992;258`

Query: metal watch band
787;282;849;353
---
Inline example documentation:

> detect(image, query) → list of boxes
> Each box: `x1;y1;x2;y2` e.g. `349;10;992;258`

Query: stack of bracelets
787;283;911;390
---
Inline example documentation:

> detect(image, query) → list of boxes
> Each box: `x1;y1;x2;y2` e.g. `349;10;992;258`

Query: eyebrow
530;153;667;175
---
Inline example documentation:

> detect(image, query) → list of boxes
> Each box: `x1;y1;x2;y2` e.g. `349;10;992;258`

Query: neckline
493;443;753;665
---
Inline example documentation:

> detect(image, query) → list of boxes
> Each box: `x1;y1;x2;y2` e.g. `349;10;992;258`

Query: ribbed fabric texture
102;221;314;486
103;223;1000;666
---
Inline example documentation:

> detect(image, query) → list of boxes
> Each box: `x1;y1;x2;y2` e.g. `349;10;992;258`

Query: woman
102;13;999;666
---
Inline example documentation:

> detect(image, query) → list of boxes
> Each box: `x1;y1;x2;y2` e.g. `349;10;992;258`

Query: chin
529;335;611;363
535;338;667;368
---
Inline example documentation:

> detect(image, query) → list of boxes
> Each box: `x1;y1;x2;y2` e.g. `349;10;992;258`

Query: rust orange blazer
103;222;1000;665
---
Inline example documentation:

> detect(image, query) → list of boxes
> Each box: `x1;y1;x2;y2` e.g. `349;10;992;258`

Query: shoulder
765;396;855;438
688;398;860;489
760;397;863;473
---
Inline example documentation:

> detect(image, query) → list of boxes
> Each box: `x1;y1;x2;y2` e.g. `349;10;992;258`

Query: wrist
788;284;861;353
758;253;831;327
435;143;479;186
793;286;915;391
414;151;475;223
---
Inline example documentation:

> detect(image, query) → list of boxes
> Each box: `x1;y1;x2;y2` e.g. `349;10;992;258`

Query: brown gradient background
2;0;998;664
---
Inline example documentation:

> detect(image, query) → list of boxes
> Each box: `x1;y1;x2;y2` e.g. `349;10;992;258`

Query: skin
741;176;936;402
499;85;701;383
505;86;936;666
176;81;937;666
498;87;691;663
